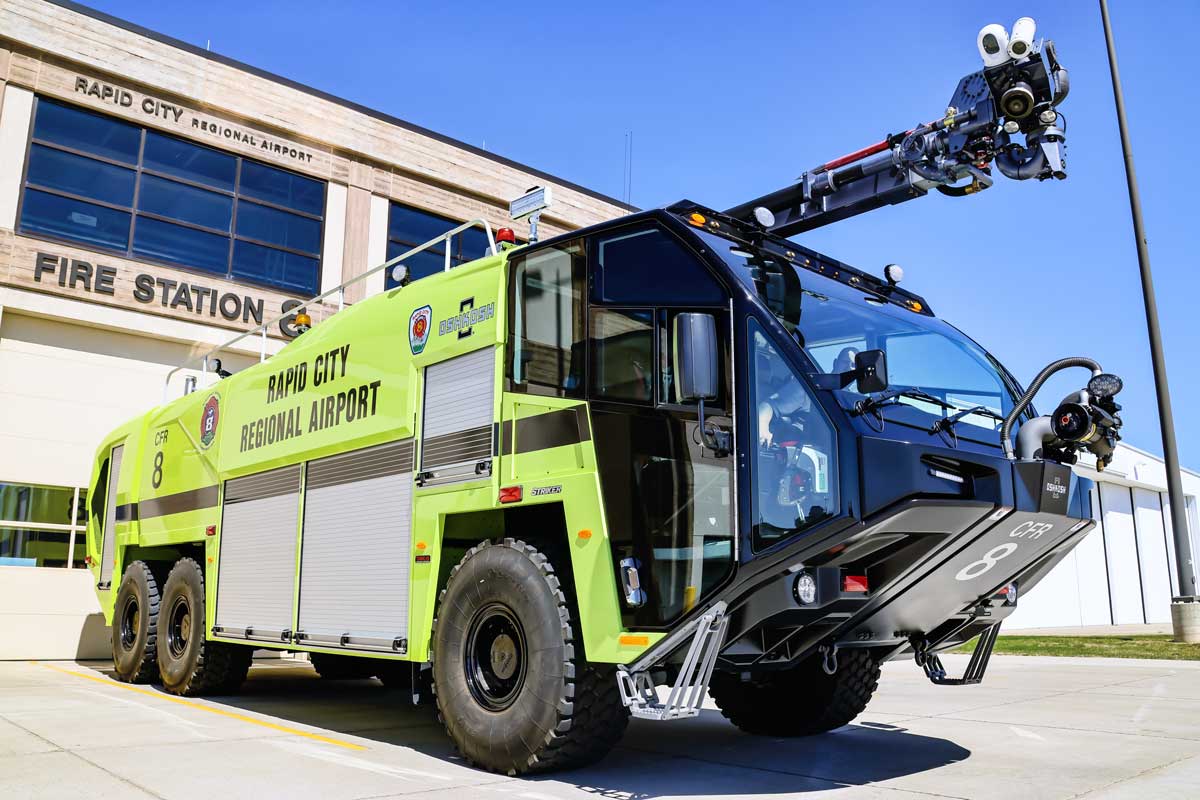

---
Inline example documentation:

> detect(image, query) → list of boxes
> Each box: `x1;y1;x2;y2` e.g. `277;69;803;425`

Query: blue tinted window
133;217;229;274
32;100;140;164
238;161;324;215
26;144;135;206
595;226;723;305
142;132;235;191
21;98;324;294
388;204;455;247
233;241;318;294
458;227;491;262
386;202;496;272
20;190;129;249
384;242;445;288
139;174;233;232
236;201;321;254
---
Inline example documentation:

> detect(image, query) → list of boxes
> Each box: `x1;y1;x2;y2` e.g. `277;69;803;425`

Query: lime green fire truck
85;18;1126;775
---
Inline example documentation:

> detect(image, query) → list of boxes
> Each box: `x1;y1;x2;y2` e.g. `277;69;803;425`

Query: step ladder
616;601;729;721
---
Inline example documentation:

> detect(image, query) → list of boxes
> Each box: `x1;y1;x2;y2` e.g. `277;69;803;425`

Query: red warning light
496;227;517;244
842;574;869;593
499;486;523;504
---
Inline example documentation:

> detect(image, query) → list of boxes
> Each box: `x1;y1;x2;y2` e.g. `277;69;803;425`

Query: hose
1045;40;1070;107
994;130;1047;181
1000;357;1102;459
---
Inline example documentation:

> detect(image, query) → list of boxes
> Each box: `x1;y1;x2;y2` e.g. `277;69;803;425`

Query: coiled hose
1000;357;1102;459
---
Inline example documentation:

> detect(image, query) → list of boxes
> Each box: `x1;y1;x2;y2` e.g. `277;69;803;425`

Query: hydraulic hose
1001;357;1102;459
1045;40;1070;107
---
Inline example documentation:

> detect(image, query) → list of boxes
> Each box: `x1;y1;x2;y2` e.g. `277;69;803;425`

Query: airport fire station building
0;1;1196;658
0;0;633;656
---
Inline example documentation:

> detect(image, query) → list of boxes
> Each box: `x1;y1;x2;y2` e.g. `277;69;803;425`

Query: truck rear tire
432;539;628;775
112;561;161;683
709;649;880;736
309;652;378;680
156;557;253;696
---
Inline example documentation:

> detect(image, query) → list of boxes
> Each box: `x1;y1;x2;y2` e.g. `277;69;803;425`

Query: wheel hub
167;596;191;659
490;634;517;679
119;596;139;649
464;603;527;711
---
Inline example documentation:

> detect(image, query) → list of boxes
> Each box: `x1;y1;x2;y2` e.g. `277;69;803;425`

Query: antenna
627;131;633;205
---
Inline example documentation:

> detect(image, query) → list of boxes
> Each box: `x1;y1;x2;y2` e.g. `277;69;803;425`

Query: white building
1008;443;1200;629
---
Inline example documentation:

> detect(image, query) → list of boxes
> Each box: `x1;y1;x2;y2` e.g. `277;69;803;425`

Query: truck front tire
112;561;161;683
432;539;628;775
709;649;880;736
156;557;252;696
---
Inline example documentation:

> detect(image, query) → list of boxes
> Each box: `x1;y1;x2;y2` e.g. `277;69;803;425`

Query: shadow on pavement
95;659;972;797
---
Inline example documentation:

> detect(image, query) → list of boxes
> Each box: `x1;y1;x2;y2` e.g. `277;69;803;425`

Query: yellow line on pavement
37;662;367;751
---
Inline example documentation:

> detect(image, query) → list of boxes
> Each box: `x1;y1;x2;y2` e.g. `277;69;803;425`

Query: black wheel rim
464;603;527;711
119;595;140;650
166;595;192;660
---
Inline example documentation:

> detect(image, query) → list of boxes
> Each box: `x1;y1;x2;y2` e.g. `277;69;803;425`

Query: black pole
1099;0;1195;601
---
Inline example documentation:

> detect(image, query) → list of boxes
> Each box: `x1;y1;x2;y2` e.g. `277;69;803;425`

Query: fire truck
86;17;1123;774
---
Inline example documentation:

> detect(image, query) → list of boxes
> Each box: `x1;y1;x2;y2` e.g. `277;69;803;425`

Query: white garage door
1100;483;1145;624
0;313;248;487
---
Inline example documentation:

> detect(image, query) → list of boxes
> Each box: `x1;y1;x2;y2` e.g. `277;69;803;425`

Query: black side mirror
673;312;719;402
673;312;729;456
854;349;888;393
811;348;889;393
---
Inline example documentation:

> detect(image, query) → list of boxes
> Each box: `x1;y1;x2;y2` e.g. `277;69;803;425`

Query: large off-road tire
309;652;379;680
111;561;161;683
432;539;628;775
709;648;880;736
156;557;253;696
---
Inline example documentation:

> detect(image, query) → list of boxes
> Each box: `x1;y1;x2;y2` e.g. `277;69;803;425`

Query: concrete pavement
1;653;1197;799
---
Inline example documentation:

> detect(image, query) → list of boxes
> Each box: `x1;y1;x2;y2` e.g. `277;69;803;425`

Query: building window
18;98;324;295
384;202;493;288
0;482;87;569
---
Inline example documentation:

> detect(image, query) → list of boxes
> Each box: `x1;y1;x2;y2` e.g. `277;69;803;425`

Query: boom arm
727;29;1070;237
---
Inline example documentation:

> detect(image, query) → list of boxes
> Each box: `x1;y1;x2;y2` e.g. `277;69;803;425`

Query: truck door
96;443;124;588
585;224;736;630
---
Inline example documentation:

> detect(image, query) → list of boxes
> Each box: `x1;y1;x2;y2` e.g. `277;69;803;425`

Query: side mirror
811;348;889;393
673;312;719;402
854;349;888;393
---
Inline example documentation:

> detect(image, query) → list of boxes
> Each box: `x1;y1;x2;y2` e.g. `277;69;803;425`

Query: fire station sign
0;231;321;339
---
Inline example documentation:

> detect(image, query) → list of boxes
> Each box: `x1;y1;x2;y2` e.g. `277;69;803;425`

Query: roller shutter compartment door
297;440;414;653
420;346;495;484
214;465;301;642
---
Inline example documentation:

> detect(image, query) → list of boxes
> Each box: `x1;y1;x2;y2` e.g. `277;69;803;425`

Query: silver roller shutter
420;346;495;483
214;465;301;642
297;440;414;653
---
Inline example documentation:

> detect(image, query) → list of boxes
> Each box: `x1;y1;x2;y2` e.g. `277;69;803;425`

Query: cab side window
590;309;654;404
507;240;586;398
593;225;724;305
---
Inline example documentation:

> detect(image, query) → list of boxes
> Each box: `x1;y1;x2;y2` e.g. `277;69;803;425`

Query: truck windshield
695;229;1015;434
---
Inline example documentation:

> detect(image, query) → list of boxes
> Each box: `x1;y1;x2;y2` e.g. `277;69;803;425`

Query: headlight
793;571;818;605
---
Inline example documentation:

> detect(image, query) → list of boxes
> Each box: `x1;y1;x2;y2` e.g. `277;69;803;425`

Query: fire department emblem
409;305;432;354
199;394;219;448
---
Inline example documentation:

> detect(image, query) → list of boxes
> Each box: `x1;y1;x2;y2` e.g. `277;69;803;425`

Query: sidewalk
1005;624;1172;637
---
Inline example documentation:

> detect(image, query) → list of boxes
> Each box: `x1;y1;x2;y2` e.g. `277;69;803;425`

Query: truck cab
509;203;1092;664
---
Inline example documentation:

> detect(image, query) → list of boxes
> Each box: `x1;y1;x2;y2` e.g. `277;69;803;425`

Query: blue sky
85;0;1199;468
